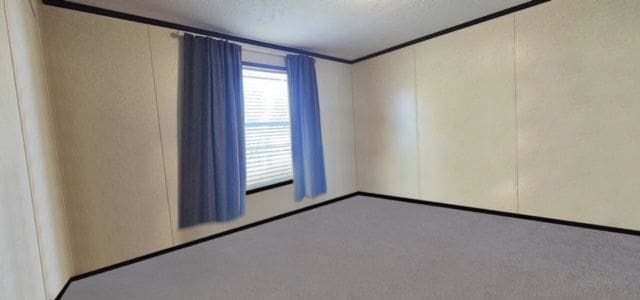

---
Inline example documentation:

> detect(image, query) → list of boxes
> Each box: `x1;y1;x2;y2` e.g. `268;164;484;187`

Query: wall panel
515;0;640;229
5;0;73;296
415;15;517;212
41;7;174;273
0;0;46;298
315;59;358;202
352;48;419;198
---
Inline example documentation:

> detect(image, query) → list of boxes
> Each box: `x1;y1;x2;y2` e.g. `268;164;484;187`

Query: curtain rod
170;31;288;58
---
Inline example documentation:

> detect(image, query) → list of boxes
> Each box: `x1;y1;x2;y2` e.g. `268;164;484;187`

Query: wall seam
146;25;176;246
349;65;359;191
412;47;421;199
3;0;48;297
512;15;520;213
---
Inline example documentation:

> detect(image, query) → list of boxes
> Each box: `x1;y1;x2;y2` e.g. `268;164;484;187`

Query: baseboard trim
359;191;640;237
55;190;639;299
54;280;71;300
55;192;357;299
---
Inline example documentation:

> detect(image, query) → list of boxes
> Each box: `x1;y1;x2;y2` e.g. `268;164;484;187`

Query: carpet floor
62;196;640;299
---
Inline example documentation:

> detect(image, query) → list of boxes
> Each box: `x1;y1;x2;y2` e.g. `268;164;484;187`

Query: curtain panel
286;55;328;201
179;34;246;227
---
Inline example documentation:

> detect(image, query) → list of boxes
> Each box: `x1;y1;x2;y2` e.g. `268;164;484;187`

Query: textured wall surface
1;0;73;298
352;0;640;230
21;0;640;288
415;15;517;212
42;7;357;273
352;48;419;198
5;0;73;297
41;6;174;273
515;0;640;229
0;1;46;298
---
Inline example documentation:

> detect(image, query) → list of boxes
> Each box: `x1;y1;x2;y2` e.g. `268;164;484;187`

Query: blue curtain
286;55;327;201
179;34;246;227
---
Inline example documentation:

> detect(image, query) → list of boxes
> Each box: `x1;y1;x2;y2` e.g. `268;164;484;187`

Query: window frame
242;62;294;195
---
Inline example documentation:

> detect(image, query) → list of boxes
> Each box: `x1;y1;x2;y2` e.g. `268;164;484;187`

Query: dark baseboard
54;190;639;299
55;192;357;299
359;191;640;237
54;280;71;300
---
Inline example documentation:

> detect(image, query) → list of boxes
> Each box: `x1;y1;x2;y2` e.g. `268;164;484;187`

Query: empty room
1;0;639;299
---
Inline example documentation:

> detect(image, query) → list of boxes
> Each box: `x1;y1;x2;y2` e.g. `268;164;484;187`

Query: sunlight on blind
243;67;293;190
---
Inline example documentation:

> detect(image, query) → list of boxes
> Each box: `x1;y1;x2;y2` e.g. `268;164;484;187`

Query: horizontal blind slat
243;67;293;190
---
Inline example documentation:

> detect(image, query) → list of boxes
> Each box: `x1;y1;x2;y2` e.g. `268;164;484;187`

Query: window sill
246;180;293;195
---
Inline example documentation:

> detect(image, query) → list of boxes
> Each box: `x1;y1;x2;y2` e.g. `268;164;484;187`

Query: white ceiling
69;0;529;61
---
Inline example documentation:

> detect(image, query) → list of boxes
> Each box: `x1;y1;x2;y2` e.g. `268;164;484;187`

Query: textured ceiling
69;0;529;60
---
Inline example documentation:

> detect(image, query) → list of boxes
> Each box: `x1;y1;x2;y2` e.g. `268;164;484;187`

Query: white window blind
242;66;293;190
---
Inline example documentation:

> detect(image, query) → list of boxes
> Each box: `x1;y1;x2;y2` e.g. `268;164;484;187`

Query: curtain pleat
286;55;327;201
179;34;245;227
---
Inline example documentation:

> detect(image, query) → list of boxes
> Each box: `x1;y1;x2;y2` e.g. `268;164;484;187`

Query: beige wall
0;1;45;298
352;48;419;198
41;5;175;274
1;0;73;299
41;6;357;274
10;0;636;292
352;0;640;230
415;15;517;212
515;0;640;229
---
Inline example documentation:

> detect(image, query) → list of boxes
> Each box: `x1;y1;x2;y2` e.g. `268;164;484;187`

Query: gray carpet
63;196;640;300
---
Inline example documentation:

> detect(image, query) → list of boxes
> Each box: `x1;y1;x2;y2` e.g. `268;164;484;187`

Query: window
242;65;293;190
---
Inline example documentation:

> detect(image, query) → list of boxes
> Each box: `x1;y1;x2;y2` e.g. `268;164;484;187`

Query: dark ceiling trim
42;0;550;65
350;0;551;63
41;0;351;64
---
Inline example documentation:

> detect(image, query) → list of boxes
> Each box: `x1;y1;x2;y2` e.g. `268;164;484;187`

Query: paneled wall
352;48;419;198
12;0;638;291
0;1;45;298
41;5;175;274
352;0;640;230
415;16;517;212
41;6;357;273
1;0;73;299
515;0;640;229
